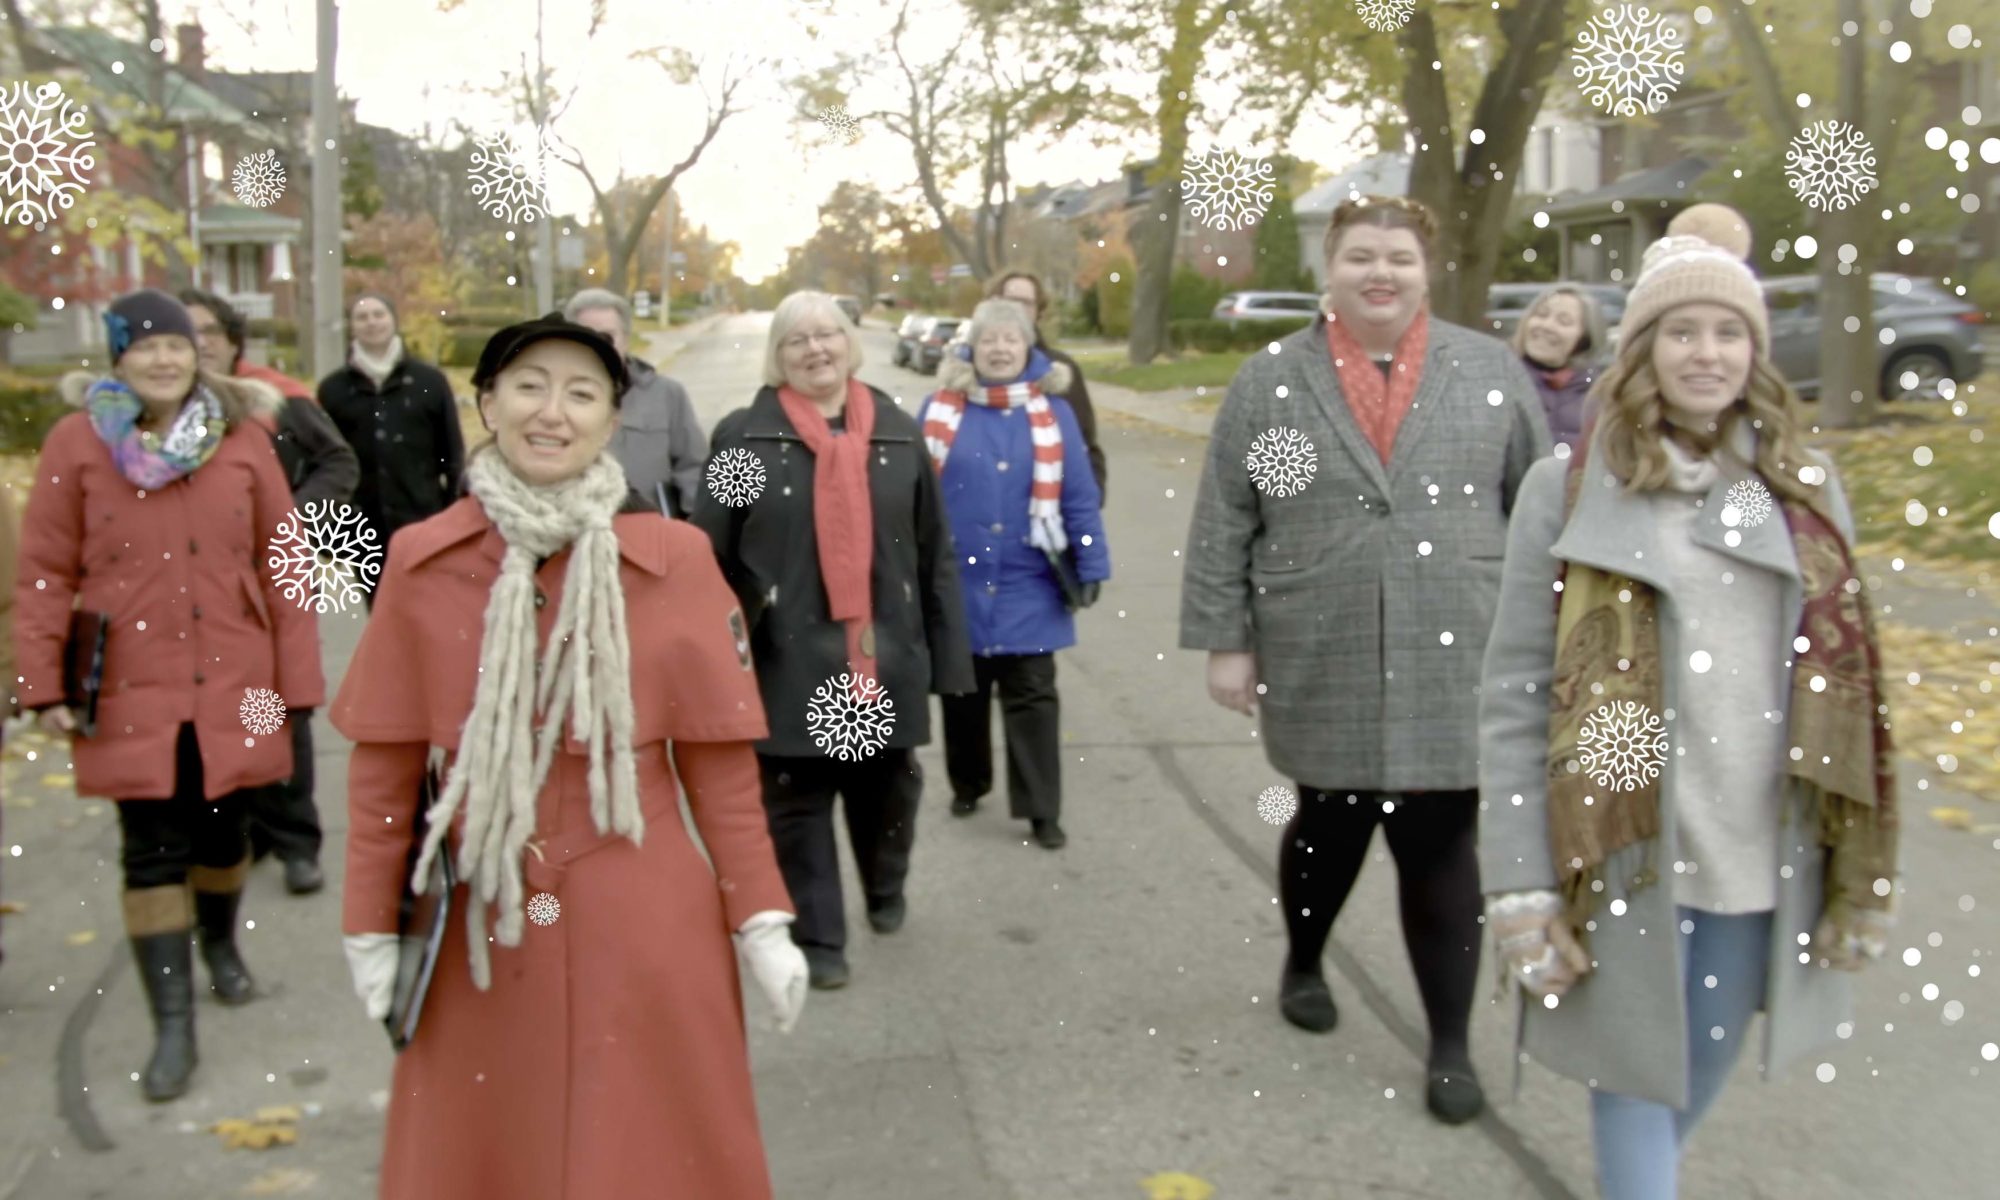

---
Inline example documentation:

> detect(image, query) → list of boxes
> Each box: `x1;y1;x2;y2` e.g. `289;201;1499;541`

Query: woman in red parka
11;289;326;1100
333;314;808;1200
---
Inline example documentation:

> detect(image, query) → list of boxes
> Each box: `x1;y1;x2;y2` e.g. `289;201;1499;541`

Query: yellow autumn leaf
243;1167;317;1196
1930;807;1974;830
39;773;73;788
65;930;96;947
0;900;25;915
254;1105;303;1124
1141;1171;1217;1200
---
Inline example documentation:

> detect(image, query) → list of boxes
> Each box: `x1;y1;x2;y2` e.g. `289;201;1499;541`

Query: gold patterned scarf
1545;444;1897;945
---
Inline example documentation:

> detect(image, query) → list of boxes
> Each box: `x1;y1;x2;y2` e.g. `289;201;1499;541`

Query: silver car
1212;291;1323;323
1764;273;1986;402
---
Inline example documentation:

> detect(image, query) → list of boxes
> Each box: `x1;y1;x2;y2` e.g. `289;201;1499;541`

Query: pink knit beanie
1619;203;1769;357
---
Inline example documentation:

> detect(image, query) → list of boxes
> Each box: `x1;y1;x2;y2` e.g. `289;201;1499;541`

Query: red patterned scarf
921;374;1063;525
1324;307;1430;464
777;379;878;690
1546;440;1898;944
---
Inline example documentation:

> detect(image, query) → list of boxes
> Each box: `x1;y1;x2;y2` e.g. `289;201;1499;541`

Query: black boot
124;886;198;1103
191;864;256;1005
1279;967;1340;1033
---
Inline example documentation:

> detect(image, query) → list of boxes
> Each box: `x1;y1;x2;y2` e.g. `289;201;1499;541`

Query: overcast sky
172;0;1366;279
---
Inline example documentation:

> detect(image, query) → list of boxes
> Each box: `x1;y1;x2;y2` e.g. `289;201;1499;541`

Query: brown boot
190;859;256;1005
123;886;197;1102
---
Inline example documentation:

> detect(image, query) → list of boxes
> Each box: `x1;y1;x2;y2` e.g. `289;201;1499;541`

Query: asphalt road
0;311;1991;1199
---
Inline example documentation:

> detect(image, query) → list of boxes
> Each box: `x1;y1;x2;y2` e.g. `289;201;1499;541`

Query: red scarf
777;379;878;690
1324;307;1430;464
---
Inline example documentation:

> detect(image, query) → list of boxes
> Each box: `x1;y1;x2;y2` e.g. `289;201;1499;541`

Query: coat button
996;461;1010;472
535;591;547;609
986;584;998;595
192;606;202;619
194;673;205;685
188;538;199;553
1374;505;1391;517
990;522;1005;534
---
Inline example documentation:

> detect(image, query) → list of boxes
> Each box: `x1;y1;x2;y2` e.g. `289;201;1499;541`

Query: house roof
1542;156;1711;219
33;26;253;127
1296;153;1411;214
201;71;313;121
199;201;301;241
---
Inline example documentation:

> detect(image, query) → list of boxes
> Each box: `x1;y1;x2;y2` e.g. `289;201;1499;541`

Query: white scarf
411;448;640;990
350;335;405;389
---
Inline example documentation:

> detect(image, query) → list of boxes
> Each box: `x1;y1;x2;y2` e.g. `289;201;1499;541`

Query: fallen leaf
242;1167;317;1196
254;1105;302;1124
1930;806;1974;830
209;1114;301;1151
0;900;25;915
39;773;73;788
1141;1172;1217;1200
65;930;96;947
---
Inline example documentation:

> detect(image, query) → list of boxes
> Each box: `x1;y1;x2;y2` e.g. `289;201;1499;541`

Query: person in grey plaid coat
1178;195;1551;1124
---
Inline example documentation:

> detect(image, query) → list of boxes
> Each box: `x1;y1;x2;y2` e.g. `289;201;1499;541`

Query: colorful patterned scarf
1545;440;1898;945
84;378;225;489
923;353;1065;550
1323;306;1429;464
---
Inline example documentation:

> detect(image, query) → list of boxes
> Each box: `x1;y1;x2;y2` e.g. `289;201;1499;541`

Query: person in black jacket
986;269;1107;502
182;288;357;896
316;290;465;604
688;290;974;991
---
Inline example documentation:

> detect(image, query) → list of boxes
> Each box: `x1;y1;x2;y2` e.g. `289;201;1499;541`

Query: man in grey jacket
564;288;708;517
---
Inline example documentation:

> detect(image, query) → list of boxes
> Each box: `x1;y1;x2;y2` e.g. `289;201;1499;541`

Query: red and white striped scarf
922;377;1064;524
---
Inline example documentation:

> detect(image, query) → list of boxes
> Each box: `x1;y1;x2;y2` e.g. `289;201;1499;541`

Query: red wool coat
332;495;794;1200
12;407;326;800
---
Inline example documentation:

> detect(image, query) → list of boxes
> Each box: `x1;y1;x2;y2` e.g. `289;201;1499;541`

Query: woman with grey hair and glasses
689;291;974;991
1512;283;1610;453
562;287;709;516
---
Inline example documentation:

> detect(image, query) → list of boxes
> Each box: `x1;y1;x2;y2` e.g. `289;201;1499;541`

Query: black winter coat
688;384;975;758
1037;335;1107;503
317;355;465;541
269;395;360;508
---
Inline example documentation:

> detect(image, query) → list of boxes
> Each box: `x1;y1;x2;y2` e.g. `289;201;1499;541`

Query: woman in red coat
11;289;326;1100
333;313;808;1200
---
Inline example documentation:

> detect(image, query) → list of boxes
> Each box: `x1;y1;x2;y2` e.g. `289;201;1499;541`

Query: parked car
1483;282;1629;346
893;314;934;368
1212;291;1323;324
1763;273;1985;402
832;294;864;326
917;319;962;375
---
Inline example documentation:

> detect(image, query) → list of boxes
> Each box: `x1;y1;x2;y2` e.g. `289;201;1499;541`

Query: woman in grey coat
1477;205;1897;1199
1179;195;1550;1124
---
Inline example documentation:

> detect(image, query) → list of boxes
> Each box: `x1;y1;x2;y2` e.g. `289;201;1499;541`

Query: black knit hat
104;288;198;363
472;311;629;395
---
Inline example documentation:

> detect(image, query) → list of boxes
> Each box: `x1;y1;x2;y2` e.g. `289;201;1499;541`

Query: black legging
1279;786;1482;1070
118;725;254;889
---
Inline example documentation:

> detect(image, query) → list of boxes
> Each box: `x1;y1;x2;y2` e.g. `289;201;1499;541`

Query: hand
1486;890;1591;999
734;912;808;1034
1077;581;1102;609
1206;651;1258;716
1812;902;1893;971
35;705;77;736
343;932;400;1021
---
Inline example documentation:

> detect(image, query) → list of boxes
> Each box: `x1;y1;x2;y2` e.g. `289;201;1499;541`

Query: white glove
343;932;400;1021
733;911;807;1034
1486;889;1591;1000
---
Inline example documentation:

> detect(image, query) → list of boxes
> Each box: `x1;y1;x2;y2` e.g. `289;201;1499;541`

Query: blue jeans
1591;906;1773;1200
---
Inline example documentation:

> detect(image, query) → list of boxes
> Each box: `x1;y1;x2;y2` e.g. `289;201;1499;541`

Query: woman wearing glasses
690;291;973;991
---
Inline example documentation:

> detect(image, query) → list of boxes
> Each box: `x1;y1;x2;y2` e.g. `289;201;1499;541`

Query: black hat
104;288;198;363
472;311;629;395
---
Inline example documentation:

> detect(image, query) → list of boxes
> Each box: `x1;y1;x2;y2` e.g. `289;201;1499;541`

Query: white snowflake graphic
230;149;286;208
1720;479;1774;529
238;687;287;737
1571;5;1685;117
1181;150;1276;232
816;105;862;146
1785;119;1879;213
806;672;897;762
0;80;96;227
526;892;561;927
468;126;552;224
706;447;767;508
1575;699;1669;793
1245;426;1319;498
1256;785;1298;826
267;500;385;614
1354;0;1415;32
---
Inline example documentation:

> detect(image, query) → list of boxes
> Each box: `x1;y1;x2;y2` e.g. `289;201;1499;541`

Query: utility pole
309;0;344;377
531;0;554;313
659;185;673;327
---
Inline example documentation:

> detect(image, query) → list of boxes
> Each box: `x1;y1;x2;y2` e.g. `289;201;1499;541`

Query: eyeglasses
781;330;845;352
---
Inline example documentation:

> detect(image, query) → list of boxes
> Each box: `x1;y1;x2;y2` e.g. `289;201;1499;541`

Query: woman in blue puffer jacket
918;300;1111;849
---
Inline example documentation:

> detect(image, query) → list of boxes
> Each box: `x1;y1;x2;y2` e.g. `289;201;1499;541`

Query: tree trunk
1817;0;1876;427
1127;0;1214;366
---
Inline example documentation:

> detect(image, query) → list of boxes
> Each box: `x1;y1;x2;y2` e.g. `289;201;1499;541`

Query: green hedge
1167;316;1315;353
0;375;73;455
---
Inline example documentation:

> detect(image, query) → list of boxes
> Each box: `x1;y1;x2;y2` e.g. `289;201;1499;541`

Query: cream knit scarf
350;335;405;389
412;447;641;990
